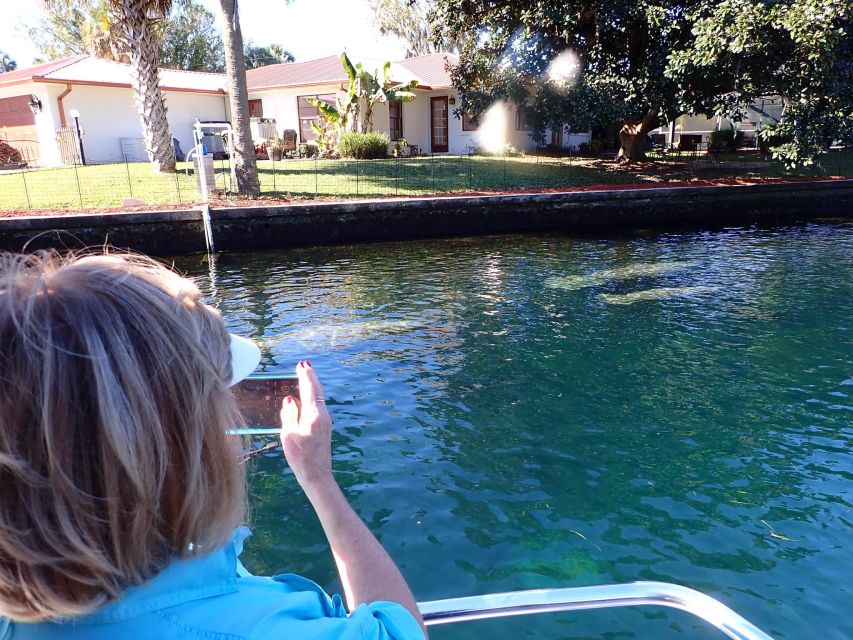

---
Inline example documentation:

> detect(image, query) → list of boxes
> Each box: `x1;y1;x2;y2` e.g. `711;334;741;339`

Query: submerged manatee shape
274;318;419;349
545;261;697;291
599;286;718;305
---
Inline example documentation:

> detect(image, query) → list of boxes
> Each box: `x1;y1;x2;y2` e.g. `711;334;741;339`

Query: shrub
710;128;745;152
297;142;319;158
338;132;390;159
709;128;734;147
502;143;524;157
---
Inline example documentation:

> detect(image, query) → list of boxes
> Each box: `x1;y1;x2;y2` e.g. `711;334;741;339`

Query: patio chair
281;130;297;158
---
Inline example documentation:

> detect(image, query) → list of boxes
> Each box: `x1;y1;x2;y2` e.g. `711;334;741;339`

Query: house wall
248;83;344;143
165;91;229;157
249;86;558;155
56;84;226;164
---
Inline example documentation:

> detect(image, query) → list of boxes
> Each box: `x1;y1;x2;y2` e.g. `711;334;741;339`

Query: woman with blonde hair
0;250;426;639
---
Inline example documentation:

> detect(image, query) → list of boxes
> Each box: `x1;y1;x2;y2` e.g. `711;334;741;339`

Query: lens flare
477;101;509;155
547;50;581;91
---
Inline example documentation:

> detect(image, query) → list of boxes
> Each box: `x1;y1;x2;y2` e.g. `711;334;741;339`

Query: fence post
174;169;181;203
72;161;83;209
314;156;318;196
468;148;473;190
394;155;399;196
502;153;507;189
124;155;133;199
355;157;359;195
271;154;276;195
20;165;31;209
431;154;436;193
535;151;540;189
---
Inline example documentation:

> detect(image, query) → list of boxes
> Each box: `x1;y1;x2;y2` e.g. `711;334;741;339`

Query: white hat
228;334;261;386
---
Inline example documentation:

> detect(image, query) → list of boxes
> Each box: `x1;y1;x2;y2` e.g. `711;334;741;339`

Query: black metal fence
0;150;796;212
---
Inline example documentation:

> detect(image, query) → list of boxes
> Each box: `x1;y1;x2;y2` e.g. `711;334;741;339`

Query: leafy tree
158;0;225;72
32;0;225;72
244;43;294;69
668;0;853;167
434;0;852;165
31;0;125;63
369;0;460;57
0;51;17;73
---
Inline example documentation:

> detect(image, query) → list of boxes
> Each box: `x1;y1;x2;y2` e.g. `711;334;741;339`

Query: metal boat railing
417;581;775;640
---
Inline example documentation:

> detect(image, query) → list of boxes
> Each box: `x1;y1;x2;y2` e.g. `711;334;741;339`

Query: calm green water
180;222;852;640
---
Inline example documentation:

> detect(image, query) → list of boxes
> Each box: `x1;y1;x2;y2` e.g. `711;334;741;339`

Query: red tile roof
245;52;459;91
0;55;88;85
246;55;348;90
0;55;225;92
1;52;460;93
395;53;458;89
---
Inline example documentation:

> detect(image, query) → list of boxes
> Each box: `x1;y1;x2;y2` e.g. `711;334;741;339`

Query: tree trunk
113;0;175;172
363;102;373;133
615;117;658;164
219;0;259;196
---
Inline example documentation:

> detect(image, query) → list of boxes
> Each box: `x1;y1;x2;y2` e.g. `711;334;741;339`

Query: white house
650;98;784;149
0;55;228;167
0;52;591;167
245;53;589;155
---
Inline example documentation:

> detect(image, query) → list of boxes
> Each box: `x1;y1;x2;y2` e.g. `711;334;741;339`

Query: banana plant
340;53;418;133
308;94;358;154
309;53;419;154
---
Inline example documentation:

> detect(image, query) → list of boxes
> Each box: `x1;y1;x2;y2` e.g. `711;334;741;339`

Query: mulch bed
1;175;848;219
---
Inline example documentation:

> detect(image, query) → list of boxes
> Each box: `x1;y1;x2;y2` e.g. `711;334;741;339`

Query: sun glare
547;50;581;91
477;101;509;155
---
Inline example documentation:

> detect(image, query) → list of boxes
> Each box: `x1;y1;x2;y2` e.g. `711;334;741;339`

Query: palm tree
217;0;259;195
44;0;176;172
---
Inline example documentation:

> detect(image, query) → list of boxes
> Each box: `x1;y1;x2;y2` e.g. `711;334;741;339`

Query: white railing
418;581;775;640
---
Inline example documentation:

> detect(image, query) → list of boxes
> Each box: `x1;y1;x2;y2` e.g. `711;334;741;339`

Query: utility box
193;153;215;196
250;117;276;143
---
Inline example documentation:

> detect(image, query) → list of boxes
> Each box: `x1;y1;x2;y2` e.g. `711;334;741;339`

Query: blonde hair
0;250;245;622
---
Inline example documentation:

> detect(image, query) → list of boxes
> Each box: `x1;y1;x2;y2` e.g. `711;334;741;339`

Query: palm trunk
219;0;259;196
113;0;175;172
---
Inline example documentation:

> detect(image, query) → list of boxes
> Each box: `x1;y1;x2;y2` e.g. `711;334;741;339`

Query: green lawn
1;151;851;212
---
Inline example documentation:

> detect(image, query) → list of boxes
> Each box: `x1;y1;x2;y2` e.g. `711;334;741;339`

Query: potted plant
266;133;284;161
392;137;409;157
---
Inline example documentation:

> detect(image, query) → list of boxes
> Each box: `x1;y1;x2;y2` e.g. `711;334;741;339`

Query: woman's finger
296;361;327;415
280;395;300;433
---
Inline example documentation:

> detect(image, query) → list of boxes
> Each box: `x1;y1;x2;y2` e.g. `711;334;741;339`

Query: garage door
0;96;36;128
0;95;40;165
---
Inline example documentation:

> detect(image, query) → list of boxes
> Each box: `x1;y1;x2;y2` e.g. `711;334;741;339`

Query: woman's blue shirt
1;528;424;640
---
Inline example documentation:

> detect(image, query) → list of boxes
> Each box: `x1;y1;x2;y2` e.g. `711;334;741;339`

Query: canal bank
1;179;851;255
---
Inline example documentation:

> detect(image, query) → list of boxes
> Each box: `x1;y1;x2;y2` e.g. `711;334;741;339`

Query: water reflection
174;222;852;639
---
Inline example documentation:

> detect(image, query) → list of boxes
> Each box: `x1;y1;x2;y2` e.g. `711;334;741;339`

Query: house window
248;99;263;118
461;112;477;131
389;101;403;140
296;93;335;142
516;105;533;131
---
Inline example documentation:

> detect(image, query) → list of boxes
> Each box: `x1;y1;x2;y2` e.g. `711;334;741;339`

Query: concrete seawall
1;179;851;255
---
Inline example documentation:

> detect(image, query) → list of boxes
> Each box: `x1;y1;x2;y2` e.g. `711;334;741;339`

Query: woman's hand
279;361;334;490
280;362;427;635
